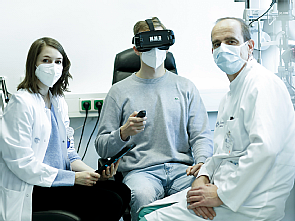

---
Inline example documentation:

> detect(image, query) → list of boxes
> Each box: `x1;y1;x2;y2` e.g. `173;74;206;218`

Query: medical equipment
95;143;136;174
132;19;175;52
0;77;10;112
241;0;295;108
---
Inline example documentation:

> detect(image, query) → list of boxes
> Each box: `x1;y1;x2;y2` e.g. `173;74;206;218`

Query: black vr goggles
132;19;175;52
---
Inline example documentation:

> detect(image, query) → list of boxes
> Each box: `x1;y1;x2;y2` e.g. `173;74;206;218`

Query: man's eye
213;43;220;49
228;40;238;45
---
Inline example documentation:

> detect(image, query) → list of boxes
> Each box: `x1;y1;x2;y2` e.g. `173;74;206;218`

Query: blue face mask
213;42;248;75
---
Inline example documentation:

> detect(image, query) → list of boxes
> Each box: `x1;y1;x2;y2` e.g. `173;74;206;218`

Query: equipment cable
77;102;90;153
81;101;103;160
249;0;276;26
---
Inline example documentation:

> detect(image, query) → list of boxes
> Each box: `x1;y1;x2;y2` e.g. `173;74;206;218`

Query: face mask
35;63;63;87
213;41;248;75
141;48;166;69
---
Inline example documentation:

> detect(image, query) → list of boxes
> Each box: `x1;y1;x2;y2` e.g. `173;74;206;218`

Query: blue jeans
122;163;195;221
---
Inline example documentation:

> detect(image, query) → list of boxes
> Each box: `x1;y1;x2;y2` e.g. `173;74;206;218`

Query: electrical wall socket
79;98;104;112
80;100;91;111
94;99;104;110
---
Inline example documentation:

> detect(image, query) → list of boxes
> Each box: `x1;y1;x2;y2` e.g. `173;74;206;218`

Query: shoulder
4;90;41;118
10;89;40;106
167;71;198;91
242;61;289;106
109;74;134;91
106;74;138;101
246;61;286;92
14;89;35;98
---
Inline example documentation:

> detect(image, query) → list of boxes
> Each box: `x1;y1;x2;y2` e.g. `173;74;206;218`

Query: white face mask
35;63;63;87
141;48;166;69
213;42;248;75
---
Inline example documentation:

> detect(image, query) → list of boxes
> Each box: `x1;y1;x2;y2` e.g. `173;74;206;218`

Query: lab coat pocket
2;165;25;192
0;187;24;221
214;160;238;189
225;118;245;153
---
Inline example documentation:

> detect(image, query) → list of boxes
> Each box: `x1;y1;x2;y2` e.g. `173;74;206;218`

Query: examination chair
98;48;178;221
32;210;81;221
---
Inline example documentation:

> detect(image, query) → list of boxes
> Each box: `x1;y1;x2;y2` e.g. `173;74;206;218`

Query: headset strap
145;19;155;31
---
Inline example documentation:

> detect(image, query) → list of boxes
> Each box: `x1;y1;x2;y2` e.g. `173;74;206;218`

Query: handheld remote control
136;110;146;118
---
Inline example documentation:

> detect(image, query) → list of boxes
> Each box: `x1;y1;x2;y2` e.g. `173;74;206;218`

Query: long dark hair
17;37;72;96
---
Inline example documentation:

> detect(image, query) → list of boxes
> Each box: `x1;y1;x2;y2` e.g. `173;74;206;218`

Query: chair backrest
112;48;177;85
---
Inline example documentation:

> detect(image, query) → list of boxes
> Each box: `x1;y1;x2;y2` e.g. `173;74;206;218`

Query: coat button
26;194;29;197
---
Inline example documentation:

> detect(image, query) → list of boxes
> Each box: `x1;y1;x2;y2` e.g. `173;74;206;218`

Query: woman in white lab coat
0;37;130;221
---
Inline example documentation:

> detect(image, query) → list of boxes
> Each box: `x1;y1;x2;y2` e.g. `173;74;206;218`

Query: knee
123;172;164;208
130;185;161;206
117;182;132;203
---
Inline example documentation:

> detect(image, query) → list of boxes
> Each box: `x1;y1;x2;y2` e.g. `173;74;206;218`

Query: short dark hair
17;37;72;96
215;17;251;42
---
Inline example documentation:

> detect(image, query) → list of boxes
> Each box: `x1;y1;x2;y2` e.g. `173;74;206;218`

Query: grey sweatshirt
95;71;213;173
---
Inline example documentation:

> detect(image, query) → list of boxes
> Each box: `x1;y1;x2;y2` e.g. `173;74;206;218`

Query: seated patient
95;17;213;221
137;17;295;221
1;37;130;221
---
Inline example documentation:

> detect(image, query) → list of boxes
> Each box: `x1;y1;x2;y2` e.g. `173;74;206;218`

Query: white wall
0;0;247;95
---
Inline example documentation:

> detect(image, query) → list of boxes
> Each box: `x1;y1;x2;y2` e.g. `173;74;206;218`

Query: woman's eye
55;60;62;64
42;59;49;63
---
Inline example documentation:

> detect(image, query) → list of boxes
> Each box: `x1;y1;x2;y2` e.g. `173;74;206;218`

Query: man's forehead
211;19;242;42
216;18;241;28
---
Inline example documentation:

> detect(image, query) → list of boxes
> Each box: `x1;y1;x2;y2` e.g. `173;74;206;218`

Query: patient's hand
120;111;147;141
186;163;203;177
187;183;223;220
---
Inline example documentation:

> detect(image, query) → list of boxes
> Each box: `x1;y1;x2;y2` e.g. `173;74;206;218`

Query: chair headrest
114;48;140;73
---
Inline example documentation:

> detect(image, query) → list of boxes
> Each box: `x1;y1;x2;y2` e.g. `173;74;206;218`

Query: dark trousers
32;180;131;221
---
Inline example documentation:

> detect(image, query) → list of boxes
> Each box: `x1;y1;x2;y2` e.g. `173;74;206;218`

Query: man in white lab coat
137;17;295;221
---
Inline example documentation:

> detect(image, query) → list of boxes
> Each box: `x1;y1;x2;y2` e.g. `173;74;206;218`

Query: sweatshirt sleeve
188;85;213;164
95;92;129;158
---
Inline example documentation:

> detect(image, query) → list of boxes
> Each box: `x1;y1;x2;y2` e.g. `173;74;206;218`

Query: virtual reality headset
132;19;175;52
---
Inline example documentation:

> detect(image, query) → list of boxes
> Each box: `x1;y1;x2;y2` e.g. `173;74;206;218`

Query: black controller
136;110;146;118
96;143;136;174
